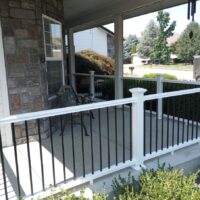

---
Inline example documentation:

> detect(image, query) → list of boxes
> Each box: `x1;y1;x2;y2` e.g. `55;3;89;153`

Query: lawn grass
135;64;193;71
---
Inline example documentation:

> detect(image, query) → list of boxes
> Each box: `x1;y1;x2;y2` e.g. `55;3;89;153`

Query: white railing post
129;88;147;168
89;71;95;100
157;74;163;119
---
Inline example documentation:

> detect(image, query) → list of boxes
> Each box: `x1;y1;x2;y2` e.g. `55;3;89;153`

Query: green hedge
102;79;157;100
143;73;177;80
102;79;200;121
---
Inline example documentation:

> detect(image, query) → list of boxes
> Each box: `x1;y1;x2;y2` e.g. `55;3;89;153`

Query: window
43;15;64;97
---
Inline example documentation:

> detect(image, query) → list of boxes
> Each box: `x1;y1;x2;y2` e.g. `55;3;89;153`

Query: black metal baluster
187;96;190;142
80;112;86;176
167;99;170;148
49;118;56;186
71;114;76;178
150;101;152;154
156;100;158;152
130;104;132;159
182;96;185;144
25;121;33;195
177;97;180;145
0;132;8;200
60;116;66;182
172;98;175;147
90;111;94;174
106;108;110;168
37;119;45;191
191;94;195;140
144;102;146;156
115;106;118;165
122;105;125;163
161;101;164;150
196;95;199;139
98;109;102;171
11;123;21;197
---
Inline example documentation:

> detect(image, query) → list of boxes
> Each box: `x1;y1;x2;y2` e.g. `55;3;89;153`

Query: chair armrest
77;94;92;104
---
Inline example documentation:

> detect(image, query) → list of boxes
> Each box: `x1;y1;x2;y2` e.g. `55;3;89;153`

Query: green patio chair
57;85;94;136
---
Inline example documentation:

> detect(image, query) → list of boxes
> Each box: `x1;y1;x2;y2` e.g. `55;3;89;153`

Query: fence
74;72;114;100
0;93;137;200
1;87;200;199
143;88;200;160
74;72;200;119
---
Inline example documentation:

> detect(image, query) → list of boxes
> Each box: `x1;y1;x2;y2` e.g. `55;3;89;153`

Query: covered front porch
0;0;198;199
1;86;200;199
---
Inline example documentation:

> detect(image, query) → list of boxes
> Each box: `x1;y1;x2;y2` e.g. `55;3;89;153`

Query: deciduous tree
151;11;176;63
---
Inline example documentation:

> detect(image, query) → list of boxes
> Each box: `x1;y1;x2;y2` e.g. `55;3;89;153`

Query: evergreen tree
176;22;200;63
123;34;139;63
137;20;158;59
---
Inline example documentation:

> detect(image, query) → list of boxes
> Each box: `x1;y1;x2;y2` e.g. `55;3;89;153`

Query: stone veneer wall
0;0;65;143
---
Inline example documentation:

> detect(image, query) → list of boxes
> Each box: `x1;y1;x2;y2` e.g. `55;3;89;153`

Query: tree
123;34;139;63
137;20;158;59
152;11;176;63
176;22;200;63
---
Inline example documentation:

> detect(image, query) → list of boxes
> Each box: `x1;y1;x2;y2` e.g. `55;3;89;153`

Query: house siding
74;28;108;57
0;0;65;144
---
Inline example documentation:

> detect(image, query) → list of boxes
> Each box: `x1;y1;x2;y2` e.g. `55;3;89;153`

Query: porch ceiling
64;0;188;32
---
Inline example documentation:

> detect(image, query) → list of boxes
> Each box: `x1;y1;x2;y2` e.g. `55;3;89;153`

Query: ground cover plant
37;165;200;200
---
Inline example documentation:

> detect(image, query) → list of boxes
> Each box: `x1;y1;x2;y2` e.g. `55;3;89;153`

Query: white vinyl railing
1;86;200;199
74;72;200;101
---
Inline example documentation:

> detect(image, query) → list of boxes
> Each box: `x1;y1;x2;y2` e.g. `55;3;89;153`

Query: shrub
75;50;115;75
74;50;115;93
43;189;107;200
113;166;200;200
112;172;137;197
143;73;178;80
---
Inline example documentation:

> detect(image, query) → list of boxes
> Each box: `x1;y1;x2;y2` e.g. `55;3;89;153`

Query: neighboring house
167;33;180;45
74;27;115;59
132;53;150;66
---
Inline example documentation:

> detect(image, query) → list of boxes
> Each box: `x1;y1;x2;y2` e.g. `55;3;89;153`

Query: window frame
42;14;65;98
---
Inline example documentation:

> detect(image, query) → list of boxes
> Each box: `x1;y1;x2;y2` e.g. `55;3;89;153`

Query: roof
167;33;180;45
64;0;188;31
99;26;114;36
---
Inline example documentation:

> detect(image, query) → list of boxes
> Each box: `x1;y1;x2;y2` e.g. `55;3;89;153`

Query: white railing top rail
162;79;200;85
74;73;114;79
123;76;156;82
74;72;200;86
144;87;200;101
93;74;114;78
73;73;90;77
0;97;137;125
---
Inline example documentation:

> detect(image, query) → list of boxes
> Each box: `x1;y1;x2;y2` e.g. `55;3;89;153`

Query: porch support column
114;14;123;99
68;28;76;90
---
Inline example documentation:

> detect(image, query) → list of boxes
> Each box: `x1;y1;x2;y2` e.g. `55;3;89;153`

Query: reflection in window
43;16;63;97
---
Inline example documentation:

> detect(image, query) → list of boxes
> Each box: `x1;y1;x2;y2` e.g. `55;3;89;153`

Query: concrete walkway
0;107;199;199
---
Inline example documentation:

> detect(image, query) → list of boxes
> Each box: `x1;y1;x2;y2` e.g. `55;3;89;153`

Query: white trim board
0;21;12;147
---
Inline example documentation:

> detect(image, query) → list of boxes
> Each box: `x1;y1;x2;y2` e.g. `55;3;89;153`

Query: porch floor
0;107;199;199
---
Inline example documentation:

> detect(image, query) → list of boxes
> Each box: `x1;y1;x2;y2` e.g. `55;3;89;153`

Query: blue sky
104;2;200;37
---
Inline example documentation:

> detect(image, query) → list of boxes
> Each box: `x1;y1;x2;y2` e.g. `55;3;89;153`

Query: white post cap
129;88;147;95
